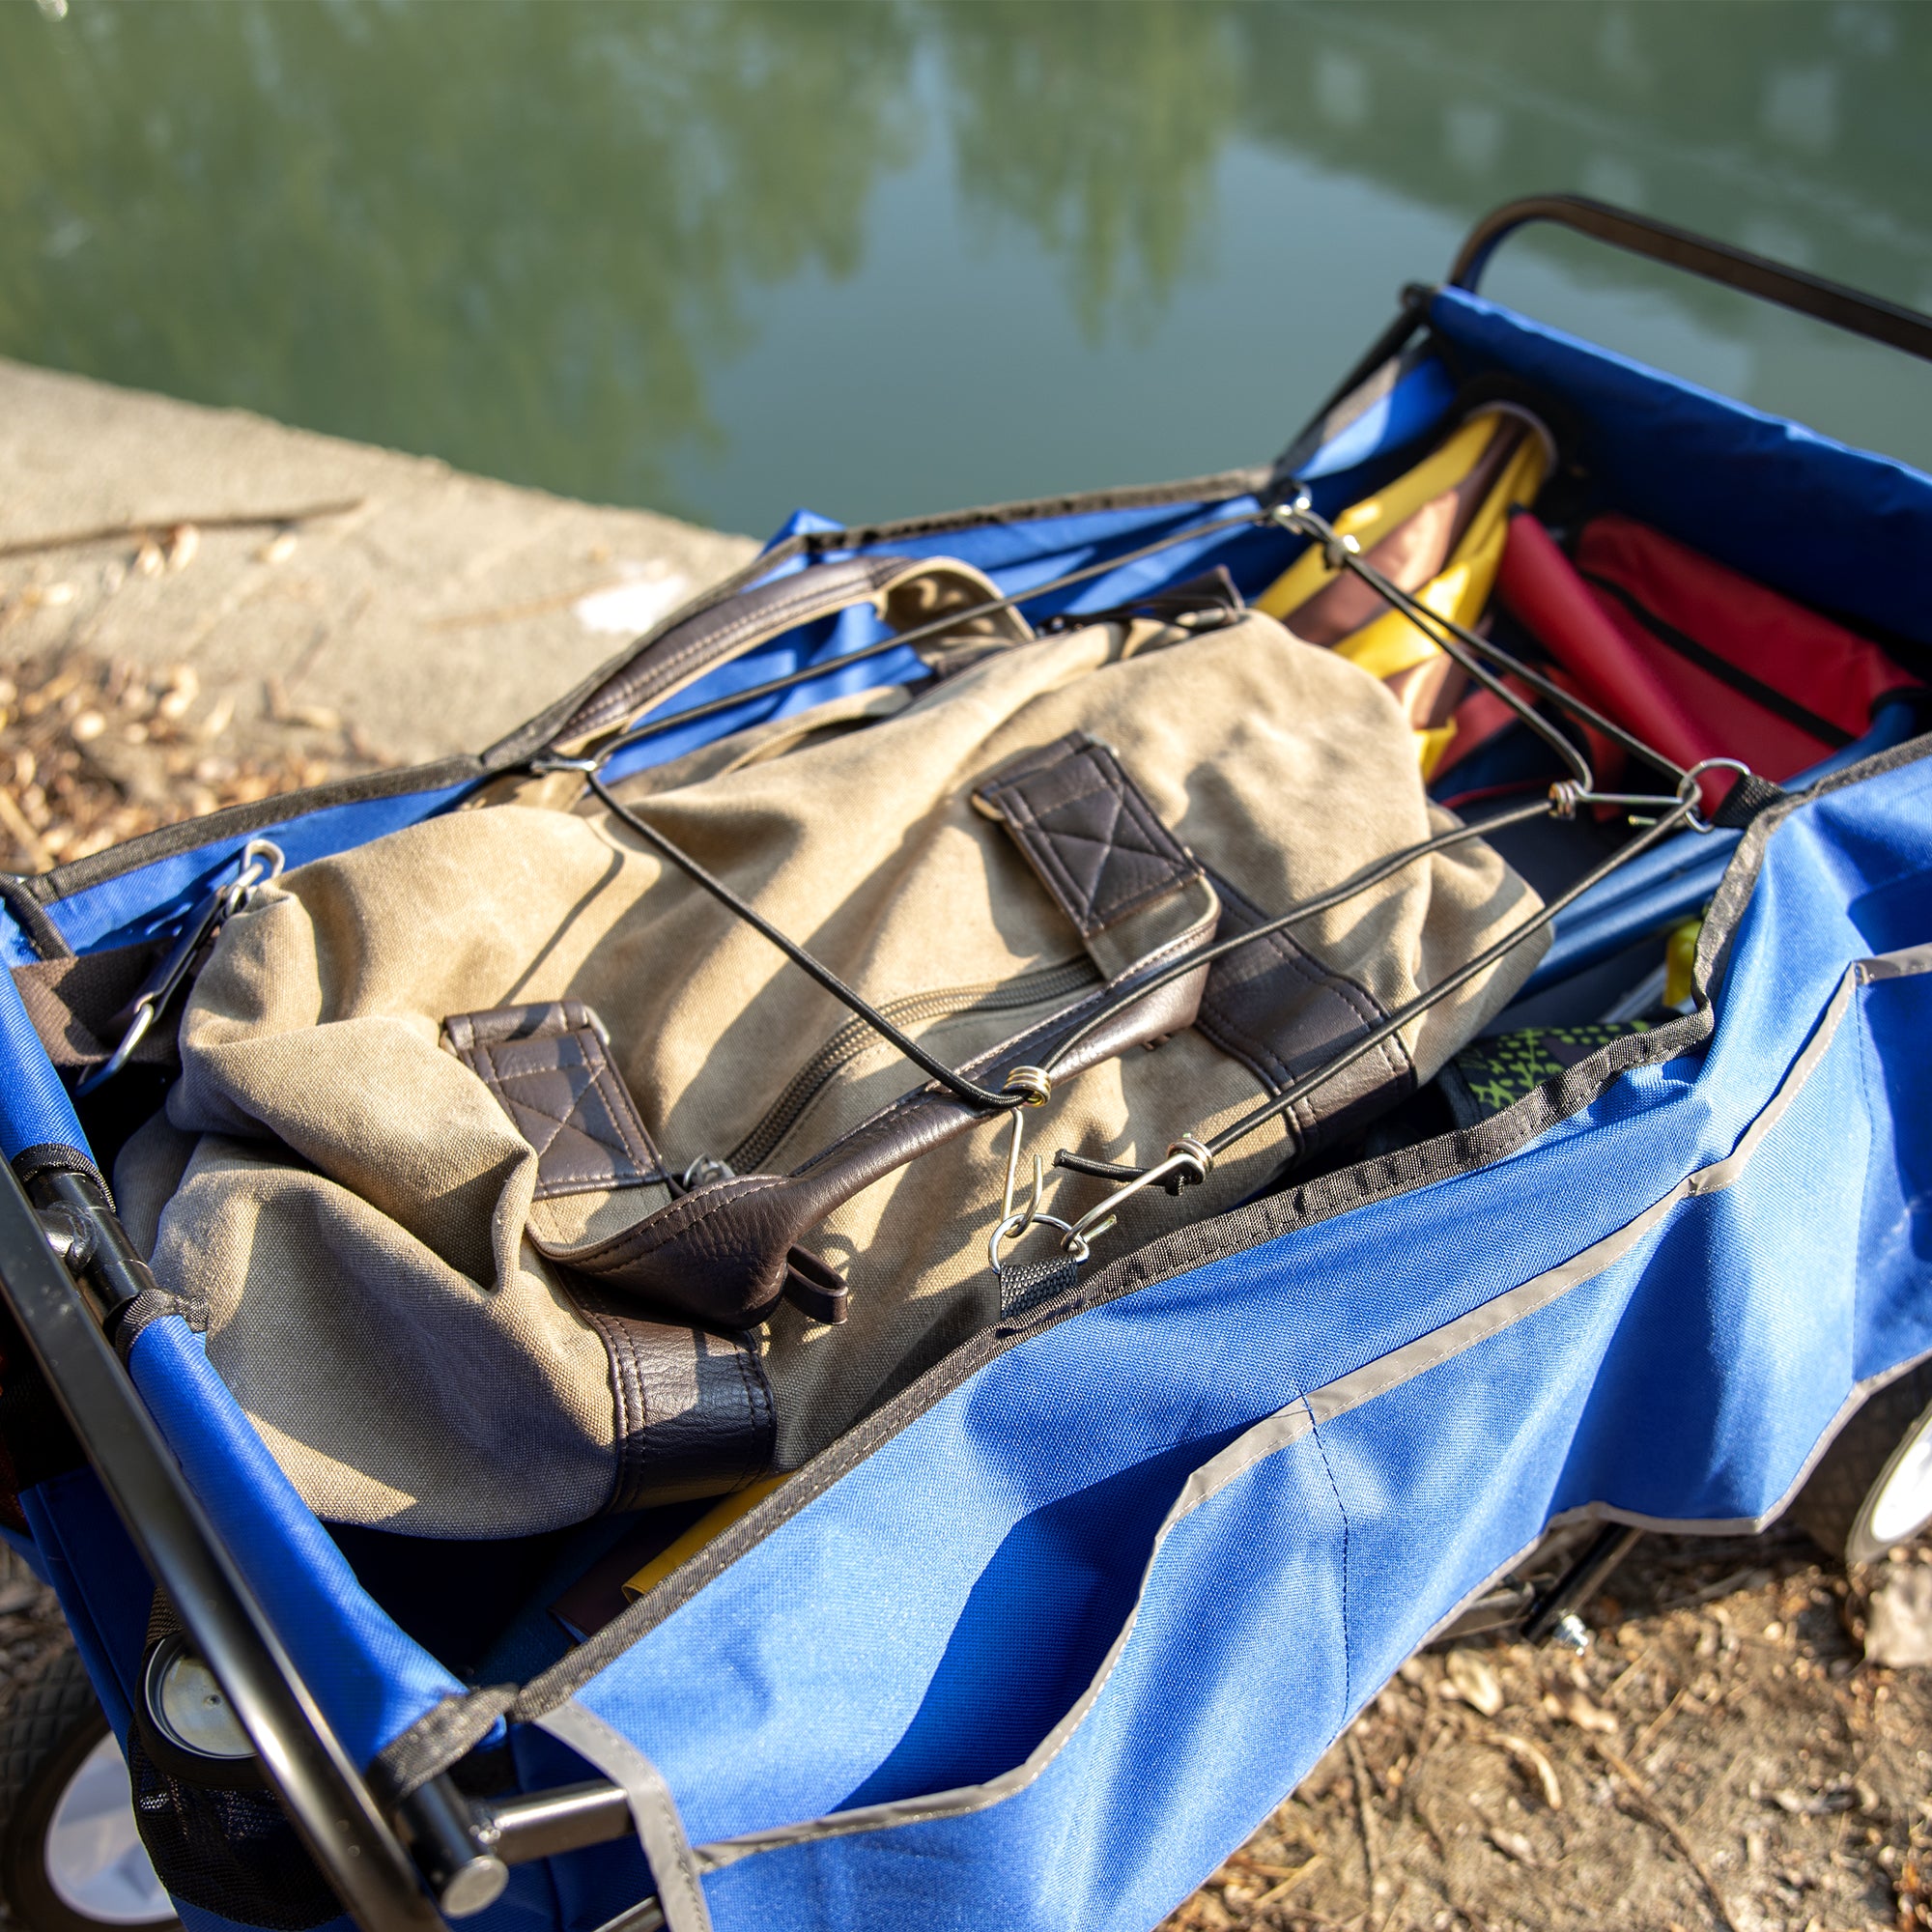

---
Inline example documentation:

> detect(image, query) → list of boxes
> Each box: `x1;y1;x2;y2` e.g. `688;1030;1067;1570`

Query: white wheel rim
1869;1409;1932;1548
44;1732;174;1925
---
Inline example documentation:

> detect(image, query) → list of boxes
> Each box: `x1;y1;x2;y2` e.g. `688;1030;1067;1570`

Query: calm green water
3;2;1929;536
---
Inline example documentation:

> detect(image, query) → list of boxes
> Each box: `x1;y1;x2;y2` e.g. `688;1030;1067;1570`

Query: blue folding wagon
2;198;1930;1932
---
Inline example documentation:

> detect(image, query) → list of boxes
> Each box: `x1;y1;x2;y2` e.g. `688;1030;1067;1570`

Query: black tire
0;1645;177;1932
1793;1362;1932;1565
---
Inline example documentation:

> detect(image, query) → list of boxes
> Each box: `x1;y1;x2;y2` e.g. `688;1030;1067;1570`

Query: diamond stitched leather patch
975;733;1201;938
442;1002;666;1199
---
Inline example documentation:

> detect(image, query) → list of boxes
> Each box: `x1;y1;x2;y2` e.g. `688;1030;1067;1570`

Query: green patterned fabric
1439;1023;1652;1128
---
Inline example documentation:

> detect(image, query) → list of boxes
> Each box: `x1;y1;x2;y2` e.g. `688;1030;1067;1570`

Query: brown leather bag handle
526;938;1212;1329
554;554;1030;748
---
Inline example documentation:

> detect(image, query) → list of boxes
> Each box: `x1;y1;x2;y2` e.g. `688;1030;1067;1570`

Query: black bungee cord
532;451;1748;1270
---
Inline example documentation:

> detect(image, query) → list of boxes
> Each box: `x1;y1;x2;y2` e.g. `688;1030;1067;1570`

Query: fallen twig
0;498;365;562
1252;1854;1323;1911
1634;1684;1690;1760
1346;1732;1381;1905
1495;1731;1563;1810
1594;1739;1743;1932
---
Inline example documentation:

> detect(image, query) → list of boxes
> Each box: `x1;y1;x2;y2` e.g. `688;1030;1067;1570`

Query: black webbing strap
1711;772;1788;832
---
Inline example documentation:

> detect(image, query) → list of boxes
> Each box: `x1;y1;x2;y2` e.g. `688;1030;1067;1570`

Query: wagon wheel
1793;1362;1932;1566
0;1647;176;1932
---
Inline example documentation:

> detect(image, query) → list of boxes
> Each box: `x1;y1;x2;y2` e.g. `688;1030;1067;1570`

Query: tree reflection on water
0;1;1925;524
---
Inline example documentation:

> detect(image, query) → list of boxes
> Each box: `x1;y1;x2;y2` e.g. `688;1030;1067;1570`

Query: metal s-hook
986;1067;1094;1273
1057;1134;1214;1261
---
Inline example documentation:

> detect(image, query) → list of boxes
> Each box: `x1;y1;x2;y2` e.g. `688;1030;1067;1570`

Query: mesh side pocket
128;1726;340;1931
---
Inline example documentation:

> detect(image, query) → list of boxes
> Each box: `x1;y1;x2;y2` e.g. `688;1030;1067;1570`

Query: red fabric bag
1438;510;1920;809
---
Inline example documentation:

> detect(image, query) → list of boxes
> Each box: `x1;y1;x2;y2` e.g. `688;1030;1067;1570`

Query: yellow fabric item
1257;411;1549;779
1255;412;1504;621
1663;917;1704;1009
622;1477;790;1602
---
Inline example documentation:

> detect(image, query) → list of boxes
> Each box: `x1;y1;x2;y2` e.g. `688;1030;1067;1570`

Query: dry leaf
166;523;201;570
1445;1648;1505;1717
134;538;164;577
258;530;299;565
70;710;104;743
156;666;200;721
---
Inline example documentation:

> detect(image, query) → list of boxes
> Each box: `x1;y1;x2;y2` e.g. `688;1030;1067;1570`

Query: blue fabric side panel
702;1430;1352;1932
127;1318;465;1767
0;958;85;1158
1520;704;1924;997
0;1523;49;1584
1294;355;1459;481
1551;1016;1880;1521
18;1468;153;1745
1429;287;1932;647
1853;968;1932;1384
695;989;1912;1932
41;779;476;959
546;747;1928;1931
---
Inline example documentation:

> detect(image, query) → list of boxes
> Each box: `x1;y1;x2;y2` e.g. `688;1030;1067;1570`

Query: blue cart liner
0;280;1927;1932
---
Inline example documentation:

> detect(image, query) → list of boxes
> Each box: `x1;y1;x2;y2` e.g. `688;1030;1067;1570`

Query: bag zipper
726;958;1099;1172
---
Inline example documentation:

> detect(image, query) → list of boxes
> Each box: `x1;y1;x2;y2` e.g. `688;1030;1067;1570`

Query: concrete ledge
0;357;758;767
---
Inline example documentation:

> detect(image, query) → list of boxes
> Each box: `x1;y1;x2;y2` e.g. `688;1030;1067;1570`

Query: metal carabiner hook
75;839;285;1097
985;1066;1072;1274
1676;758;1755;836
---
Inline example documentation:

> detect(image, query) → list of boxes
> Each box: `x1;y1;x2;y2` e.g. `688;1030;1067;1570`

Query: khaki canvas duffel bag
115;568;1548;1536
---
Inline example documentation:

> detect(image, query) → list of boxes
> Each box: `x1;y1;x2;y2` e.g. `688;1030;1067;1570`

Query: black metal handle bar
1284;193;1932;469
0;1158;451;1932
1448;192;1932;364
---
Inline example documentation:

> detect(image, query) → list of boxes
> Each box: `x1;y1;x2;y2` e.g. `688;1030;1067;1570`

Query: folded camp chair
2;196;1930;1932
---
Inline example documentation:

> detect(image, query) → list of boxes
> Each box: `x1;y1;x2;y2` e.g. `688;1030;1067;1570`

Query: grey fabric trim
536;1702;713;1932
665;944;1926;1869
28;757;486;902
0;874;71;959
371;1687;518;1806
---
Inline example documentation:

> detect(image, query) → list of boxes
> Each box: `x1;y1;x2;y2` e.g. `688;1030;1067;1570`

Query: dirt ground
1167;1524;1932;1932
0;620;376;875
3;637;1930;1932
